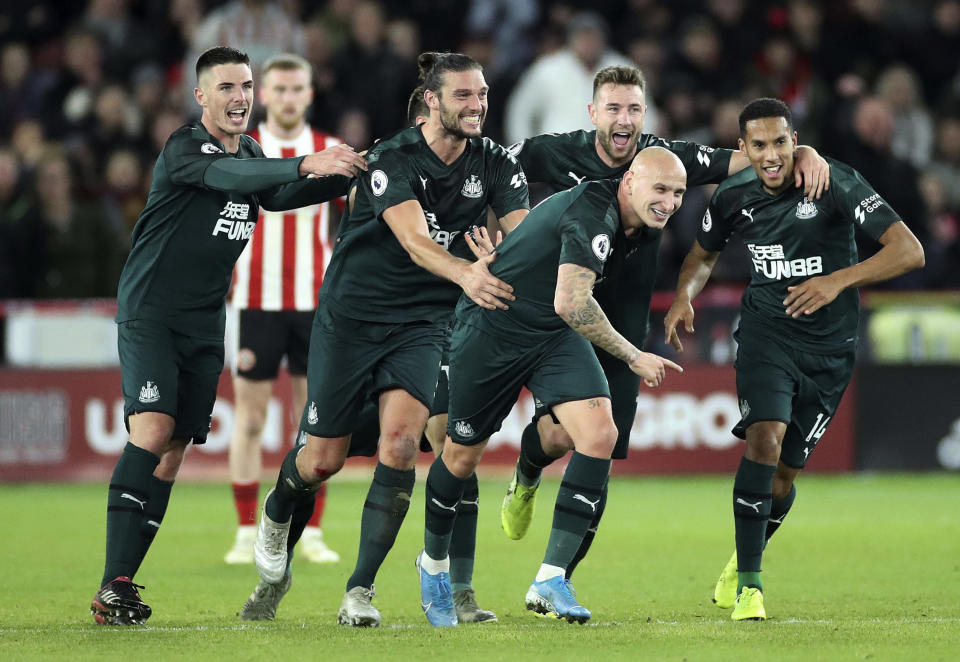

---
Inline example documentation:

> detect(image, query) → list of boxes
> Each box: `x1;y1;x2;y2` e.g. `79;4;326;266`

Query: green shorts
732;326;855;469
531;347;639;460
447;321;610;445
300;306;445;443
117;319;224;443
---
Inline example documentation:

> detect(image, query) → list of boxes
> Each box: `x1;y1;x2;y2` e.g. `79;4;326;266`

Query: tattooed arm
554;263;681;387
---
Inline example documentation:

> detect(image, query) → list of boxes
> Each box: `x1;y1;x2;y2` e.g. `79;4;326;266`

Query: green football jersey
457;179;629;344
509;129;734;195
322;126;529;323
508;129;734;345
116;121;349;338
698;157;900;352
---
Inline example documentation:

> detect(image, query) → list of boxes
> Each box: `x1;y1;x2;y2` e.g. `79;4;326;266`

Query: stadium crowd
1;0;958;299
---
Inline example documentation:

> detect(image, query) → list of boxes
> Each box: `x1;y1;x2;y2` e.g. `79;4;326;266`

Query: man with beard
499;65;832;583
250;52;529;628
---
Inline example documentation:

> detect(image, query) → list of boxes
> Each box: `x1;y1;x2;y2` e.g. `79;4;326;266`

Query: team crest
796;197;818;219
307;401;319;425
139;381;160;404
296;430;308;447
454;420;475;438
201;142;223;154
739;398;751;418
461;175;483;198
591;234;611;262
702;209;712;231
371;170;388;197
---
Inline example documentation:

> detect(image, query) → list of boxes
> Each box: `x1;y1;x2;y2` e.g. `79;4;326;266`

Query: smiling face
619;146;687;231
739;116;798;194
428;68;488;140
195;62;254;148
590;82;647;167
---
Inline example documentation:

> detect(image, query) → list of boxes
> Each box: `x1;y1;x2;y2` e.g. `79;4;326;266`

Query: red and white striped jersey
231;124;345;311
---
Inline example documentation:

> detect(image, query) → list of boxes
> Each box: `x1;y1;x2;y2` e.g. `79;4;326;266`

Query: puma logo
736;497;762;513
573;494;600;512
460;498;479;506
568;171;586;185
146;520;161;528
741;208;755;223
430;498;457;512
768;515;785;524
121;493;146;509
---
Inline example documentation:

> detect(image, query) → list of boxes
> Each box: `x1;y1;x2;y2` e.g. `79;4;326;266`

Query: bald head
620;146;687;230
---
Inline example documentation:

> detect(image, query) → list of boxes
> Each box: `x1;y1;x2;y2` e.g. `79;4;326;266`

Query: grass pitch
1;473;957;661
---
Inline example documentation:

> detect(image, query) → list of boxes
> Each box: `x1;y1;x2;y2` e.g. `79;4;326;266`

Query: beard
438;103;485;140
596;126;637;166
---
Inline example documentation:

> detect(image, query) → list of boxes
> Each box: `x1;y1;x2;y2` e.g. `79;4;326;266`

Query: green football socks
346;462;415;590
450;472;479;592
102;442;160;586
733;457;775;592
543;452;610;569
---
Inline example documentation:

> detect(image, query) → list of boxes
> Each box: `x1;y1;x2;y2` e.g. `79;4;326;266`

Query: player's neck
201;116;241;153
616;180;641;235
264;117;307;141
421;122;468;164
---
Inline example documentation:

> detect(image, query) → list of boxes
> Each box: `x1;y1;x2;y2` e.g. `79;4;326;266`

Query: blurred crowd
1;0;959;299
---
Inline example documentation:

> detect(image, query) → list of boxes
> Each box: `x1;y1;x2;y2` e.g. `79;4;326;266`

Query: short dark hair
407;85;429;126
196;46;250;83
417;52;482;98
739;98;793;137
593;65;646;99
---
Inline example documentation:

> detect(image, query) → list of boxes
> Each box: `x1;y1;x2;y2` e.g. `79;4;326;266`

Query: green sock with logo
543;452;609;570
347;462;415;590
102;442;160;586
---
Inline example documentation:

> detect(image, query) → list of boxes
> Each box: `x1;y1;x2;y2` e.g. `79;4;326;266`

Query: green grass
1;474;958;661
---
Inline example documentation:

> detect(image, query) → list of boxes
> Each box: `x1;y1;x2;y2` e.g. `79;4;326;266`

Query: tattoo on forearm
557;265;640;366
587;399;600;409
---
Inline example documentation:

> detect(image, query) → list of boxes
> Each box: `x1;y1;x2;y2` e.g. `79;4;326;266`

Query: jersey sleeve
361;148;416;218
645;135;734;187
163;129;234;186
508;135;548;183
487;144;530;219
696;187;736;252
557;189;615;277
829;163;901;241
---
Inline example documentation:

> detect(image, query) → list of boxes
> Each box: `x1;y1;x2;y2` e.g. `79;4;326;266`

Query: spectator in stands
928;111;960;210
876;64;934;169
328;1;418;141
0;147;34;297
21;148;126;298
505;11;633;143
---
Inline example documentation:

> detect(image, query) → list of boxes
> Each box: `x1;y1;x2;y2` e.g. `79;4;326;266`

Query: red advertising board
0;366;856;482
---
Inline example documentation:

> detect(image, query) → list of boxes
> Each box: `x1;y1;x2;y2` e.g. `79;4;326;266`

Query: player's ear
194;86;205;108
425;89;439;110
588;103;598;126
791;131;798;147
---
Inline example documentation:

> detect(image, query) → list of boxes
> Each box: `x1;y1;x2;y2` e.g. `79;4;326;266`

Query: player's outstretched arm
383;200;515;310
299;144;368;178
555;263;681;387
665;241;721;352
784;221;925;318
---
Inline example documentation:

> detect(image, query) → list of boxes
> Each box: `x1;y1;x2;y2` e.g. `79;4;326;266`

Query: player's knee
236;408;267;440
378;427;418;469
299;443;344;483
443;443;481;478
578;421;618;457
745;434;781;464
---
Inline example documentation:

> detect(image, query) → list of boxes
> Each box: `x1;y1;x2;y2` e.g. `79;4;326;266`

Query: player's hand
458;252;515;310
629;351;683;388
794;146;830;199
464;225;502;259
300;144;368;178
664;298;695;352
784;274;843;317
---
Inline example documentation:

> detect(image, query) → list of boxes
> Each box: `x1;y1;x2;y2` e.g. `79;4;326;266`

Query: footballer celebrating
665;98;924;621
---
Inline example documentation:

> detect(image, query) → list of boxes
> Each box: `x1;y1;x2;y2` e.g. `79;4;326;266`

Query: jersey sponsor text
747;243;823;280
